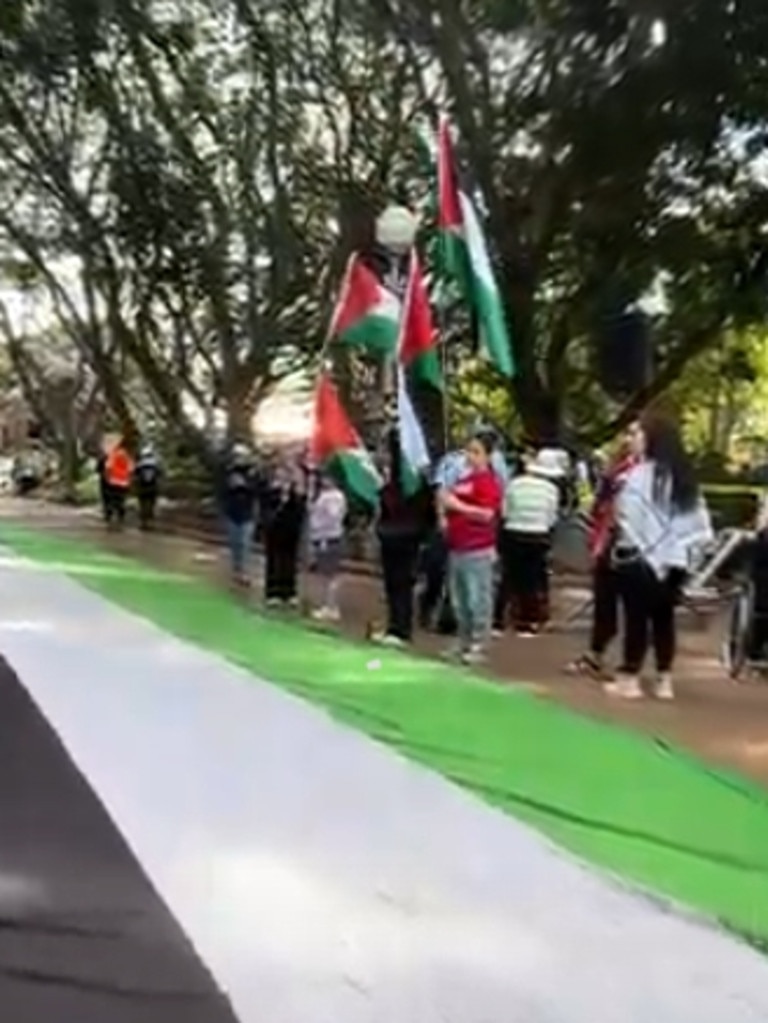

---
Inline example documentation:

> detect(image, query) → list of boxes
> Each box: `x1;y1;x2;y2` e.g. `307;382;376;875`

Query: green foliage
3;0;768;458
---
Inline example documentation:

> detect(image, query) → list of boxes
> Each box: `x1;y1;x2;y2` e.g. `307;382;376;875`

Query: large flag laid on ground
310;372;381;506
7;537;768;1021
398;249;441;391
328;253;400;355
437;117;515;379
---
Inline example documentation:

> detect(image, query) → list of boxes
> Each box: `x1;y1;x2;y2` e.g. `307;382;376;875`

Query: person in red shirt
438;434;503;664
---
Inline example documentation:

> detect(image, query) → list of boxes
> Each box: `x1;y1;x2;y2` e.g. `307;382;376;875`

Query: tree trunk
225;387;256;444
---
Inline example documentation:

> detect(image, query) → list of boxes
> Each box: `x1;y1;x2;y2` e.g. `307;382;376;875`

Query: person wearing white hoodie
608;413;712;702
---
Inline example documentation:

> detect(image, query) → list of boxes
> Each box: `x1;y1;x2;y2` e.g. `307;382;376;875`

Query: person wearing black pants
615;560;684;691
418;529;456;633
494;449;561;636
566;555;622;679
589;556;621;656
566;439;638;679
606;413;712;701
374;434;432;647
261;469;306;606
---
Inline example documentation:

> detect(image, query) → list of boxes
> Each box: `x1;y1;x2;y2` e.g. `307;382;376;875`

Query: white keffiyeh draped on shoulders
616;461;713;578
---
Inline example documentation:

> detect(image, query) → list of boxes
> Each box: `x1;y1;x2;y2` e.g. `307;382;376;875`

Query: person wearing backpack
134;445;161;531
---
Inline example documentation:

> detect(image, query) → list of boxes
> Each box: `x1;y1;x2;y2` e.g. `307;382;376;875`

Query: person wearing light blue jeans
440;434;503;664
449;550;496;655
226;518;253;581
218;443;257;587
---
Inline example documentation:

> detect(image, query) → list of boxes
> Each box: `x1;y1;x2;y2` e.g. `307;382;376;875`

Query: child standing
309;475;348;622
439;434;503;664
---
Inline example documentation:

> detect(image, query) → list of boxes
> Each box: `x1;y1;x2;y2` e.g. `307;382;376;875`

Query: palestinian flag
4;521;768;1023
396;365;431;495
310;372;381;507
328;253;400;355
396;251;438;493
398;249;441;391
437;117;515;378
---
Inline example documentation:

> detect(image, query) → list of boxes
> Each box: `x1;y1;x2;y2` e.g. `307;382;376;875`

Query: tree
0;0;431;456
371;0;768;439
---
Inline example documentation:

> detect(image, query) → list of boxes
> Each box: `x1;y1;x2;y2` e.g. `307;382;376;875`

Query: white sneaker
462;645;487;666
312;606;339;623
441;643;465;662
372;632;405;649
654;674;675;701
491;629;504;640
603;676;644;700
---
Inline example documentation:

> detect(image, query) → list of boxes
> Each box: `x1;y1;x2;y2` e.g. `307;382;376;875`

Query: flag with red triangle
396;251;440;493
329;253;400;355
398;249;441;390
310;373;381;507
437;117;515;378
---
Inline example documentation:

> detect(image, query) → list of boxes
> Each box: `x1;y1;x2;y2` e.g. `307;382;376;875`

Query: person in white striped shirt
494;449;562;636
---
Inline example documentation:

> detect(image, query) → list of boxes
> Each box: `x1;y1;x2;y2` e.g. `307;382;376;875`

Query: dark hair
641;412;699;512
470;432;494;457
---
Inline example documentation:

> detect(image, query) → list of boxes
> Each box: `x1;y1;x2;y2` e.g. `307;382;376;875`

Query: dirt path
5;497;768;788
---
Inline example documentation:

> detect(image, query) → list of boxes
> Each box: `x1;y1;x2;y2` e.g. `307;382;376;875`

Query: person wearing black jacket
134;445;161;530
373;434;433;647
96;449;110;522
260;461;307;606
218;443;257;587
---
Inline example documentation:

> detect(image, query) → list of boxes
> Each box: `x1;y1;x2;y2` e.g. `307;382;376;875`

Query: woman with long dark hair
607;413;712;701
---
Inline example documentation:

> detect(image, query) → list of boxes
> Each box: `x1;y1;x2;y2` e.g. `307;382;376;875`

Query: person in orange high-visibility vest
104;439;134;529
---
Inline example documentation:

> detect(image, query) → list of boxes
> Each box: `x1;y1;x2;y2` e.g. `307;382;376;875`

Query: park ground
4;496;768;789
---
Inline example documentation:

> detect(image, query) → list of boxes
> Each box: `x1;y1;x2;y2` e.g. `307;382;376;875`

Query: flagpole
436;116;452;457
300;253;356;617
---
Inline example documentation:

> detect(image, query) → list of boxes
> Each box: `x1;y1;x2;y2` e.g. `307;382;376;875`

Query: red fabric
310;373;363;463
399;251;437;371
105;447;133;489
330;255;382;336
437;117;463;230
445;469;502;553
588;454;636;561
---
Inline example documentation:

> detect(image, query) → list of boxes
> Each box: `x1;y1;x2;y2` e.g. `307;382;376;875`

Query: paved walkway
4;497;768;788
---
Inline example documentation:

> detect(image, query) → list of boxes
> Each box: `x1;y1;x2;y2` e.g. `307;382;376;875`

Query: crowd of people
99;413;718;701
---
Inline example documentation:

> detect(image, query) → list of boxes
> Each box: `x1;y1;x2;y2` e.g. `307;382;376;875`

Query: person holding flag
372;248;438;646
372;430;434;647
